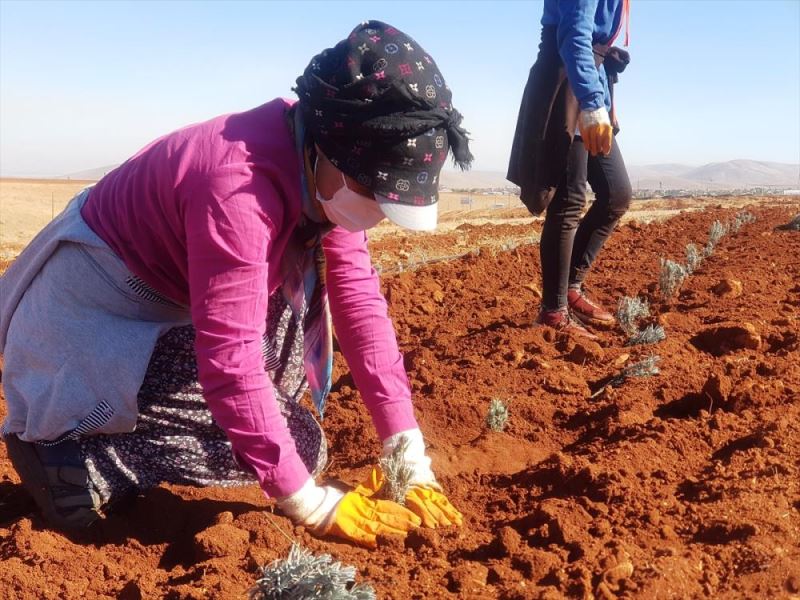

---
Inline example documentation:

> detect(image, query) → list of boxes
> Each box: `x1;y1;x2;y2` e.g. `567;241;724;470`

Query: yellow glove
578;107;613;156
325;490;421;548
405;485;464;528
355;467;463;529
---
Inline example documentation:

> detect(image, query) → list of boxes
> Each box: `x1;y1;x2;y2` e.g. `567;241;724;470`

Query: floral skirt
80;293;327;504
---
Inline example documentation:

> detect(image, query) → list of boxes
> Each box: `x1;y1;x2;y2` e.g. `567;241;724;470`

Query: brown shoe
567;288;615;327
536;307;598;340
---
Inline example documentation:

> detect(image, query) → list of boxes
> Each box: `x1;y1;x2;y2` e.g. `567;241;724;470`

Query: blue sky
1;0;798;177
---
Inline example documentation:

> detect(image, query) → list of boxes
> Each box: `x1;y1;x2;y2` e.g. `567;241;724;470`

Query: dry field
0;179;96;259
0;177;783;259
1;179;799;598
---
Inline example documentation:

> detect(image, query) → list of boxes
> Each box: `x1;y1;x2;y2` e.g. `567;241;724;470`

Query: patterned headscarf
294;20;472;208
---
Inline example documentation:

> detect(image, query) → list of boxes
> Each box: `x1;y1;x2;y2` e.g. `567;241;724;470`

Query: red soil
1;203;799;599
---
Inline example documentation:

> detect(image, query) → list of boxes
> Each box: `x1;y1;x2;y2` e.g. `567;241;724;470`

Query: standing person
508;0;632;339
0;20;471;548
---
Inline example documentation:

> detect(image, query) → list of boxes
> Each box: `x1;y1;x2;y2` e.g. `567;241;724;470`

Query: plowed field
2;201;799;599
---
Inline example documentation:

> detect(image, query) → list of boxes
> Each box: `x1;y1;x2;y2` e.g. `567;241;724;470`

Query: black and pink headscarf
294;20;473;209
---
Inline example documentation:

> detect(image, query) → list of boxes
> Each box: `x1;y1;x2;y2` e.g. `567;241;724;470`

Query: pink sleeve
184;166;310;497
322;226;419;441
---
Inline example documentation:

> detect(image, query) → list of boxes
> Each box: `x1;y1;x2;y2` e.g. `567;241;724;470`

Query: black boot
4;434;102;529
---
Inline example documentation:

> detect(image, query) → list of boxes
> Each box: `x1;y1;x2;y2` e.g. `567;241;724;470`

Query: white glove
277;477;423;547
578;106;613;156
579;106;611;129
382;428;438;489
377;428;463;528
276;478;344;532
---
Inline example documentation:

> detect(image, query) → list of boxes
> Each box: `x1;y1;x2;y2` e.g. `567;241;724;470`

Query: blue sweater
542;0;625;112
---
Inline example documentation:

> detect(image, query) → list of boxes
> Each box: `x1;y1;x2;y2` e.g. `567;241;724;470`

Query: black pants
540;136;632;310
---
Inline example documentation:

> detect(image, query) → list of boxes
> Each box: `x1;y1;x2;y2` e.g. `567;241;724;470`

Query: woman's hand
325;490;421;548
355;466;463;528
354;428;464;528
578;107;613;156
277;480;420;549
404;485;463;528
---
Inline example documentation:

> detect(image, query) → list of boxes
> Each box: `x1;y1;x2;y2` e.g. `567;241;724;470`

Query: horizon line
1;157;799;181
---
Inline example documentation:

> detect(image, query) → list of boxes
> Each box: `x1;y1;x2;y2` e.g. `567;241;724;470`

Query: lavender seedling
250;543;376;600
626;324;666;347
378;436;413;505
730;210;756;232
616;296;650;337
486;398;509;432
606;355;661;389
705;220;728;255
622;355;661;379
593;355;662;397
659;258;688;300
709;219;728;244
685;243;703;274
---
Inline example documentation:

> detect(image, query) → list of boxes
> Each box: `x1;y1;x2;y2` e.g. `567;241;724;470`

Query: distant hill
56;165;119;180
57;159;799;191
441;160;799;191
682;160;799;187
628;160;799;191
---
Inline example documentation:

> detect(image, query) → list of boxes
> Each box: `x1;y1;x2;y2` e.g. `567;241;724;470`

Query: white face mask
316;170;385;232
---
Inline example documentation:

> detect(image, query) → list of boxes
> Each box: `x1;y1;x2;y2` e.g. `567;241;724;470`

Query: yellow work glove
578;106;613;156
355;466;463;529
325;490;421;548
277;480;420;549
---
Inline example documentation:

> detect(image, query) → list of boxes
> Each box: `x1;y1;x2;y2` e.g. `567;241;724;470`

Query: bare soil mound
1;203;799;599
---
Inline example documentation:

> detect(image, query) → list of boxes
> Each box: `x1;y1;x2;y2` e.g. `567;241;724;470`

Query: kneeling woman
0;21;471;548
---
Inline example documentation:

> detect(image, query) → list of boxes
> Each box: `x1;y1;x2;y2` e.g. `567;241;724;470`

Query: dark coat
507;26;579;216
507;27;629;215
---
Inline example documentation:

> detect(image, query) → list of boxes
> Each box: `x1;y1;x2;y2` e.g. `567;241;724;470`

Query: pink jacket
81;98;418;497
